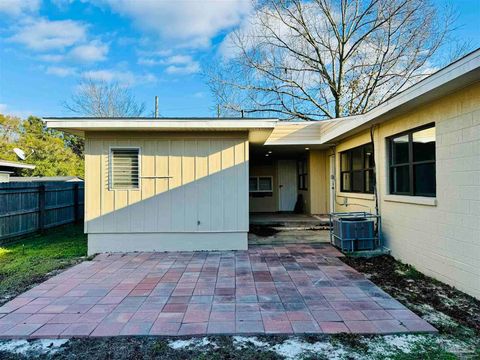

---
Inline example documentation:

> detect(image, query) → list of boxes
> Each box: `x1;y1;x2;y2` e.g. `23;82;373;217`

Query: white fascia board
0;160;36;169
44;119;278;132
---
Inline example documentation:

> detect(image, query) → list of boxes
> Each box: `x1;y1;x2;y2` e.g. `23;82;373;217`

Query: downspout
370;124;382;248
370;125;379;217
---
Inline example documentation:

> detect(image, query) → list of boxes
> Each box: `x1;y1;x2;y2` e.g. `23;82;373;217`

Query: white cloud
38;54;65;62
9;18;87;51
9;18;108;64
138;54;201;75
138;57;161;66
164;55;201;75
69;40;109;63
0;0;40;17
0;104;7;113
46;66;76;77
50;0;75;10
82;69;156;85
164;55;194;65
102;0;252;48
165;63;201;75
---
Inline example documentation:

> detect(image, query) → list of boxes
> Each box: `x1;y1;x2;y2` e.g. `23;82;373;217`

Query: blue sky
0;0;479;119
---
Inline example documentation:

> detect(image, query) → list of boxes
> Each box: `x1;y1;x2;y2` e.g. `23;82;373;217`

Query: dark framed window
297;159;308;190
389;124;436;197
249;176;273;192
340;143;374;193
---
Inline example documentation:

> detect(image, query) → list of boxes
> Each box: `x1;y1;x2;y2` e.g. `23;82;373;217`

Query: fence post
38;184;46;234
73;183;80;224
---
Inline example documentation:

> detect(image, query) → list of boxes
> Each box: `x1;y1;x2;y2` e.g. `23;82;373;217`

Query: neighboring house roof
44;48;480;145
9;176;83;182
0;160;36;170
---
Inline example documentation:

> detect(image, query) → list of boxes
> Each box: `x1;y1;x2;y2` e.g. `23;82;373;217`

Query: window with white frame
109;148;140;190
249;176;273;192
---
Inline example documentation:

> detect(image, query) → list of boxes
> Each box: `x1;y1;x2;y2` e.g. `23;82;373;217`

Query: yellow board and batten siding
84;132;249;250
308;150;330;215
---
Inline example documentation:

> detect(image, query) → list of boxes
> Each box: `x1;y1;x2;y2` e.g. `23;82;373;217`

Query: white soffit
44;118;278;137
264;119;343;146
43;118;278;137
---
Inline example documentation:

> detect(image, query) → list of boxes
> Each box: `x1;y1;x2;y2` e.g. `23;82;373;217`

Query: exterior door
277;160;297;211
329;154;335;213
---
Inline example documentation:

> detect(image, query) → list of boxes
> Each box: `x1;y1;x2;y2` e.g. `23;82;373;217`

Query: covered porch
248;142;334;217
247;141;334;246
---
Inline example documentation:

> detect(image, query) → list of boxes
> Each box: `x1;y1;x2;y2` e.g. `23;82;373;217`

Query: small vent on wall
110;148;139;190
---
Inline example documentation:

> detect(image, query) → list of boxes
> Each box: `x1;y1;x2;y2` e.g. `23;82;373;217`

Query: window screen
110;148;140;190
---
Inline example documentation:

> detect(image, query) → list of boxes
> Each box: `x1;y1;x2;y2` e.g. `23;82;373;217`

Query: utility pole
155;96;159;118
241;109;244;118
217;104;220;118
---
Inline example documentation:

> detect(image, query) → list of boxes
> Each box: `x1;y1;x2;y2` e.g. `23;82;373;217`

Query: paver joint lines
0;244;436;338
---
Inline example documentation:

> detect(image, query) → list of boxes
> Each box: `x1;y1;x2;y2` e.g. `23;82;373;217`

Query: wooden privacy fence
0;182;84;243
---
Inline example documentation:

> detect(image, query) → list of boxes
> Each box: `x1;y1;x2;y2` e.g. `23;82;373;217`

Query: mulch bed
342;255;480;334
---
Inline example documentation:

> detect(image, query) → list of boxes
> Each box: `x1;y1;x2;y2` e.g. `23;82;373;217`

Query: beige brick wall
334;82;480;299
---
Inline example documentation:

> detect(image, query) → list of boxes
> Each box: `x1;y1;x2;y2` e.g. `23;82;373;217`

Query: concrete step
249;214;330;229
248;229;331;245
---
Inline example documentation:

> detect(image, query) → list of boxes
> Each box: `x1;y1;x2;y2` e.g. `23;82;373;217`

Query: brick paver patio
0;244;436;338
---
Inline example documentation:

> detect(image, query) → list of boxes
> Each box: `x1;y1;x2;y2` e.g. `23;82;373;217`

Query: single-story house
0;160;36;182
45;49;480;299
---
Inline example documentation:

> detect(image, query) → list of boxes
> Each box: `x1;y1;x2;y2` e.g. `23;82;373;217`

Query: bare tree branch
207;0;465;121
64;78;146;117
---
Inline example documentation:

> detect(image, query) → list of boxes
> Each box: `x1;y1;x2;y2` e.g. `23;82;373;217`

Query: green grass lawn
0;225;87;305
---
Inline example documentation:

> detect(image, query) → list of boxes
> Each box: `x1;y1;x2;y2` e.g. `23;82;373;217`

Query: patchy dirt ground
0;333;476;360
342;255;480;359
342;255;480;334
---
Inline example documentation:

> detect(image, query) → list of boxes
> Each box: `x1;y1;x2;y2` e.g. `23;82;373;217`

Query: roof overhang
44;118;278;137
0;160;36;170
